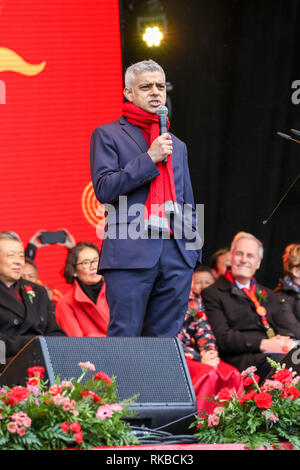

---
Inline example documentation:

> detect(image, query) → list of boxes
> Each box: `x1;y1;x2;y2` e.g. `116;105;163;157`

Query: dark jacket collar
0;279;25;318
215;274;257;298
275;277;300;295
119;116;148;153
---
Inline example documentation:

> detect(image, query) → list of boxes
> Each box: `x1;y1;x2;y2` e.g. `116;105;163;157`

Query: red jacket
55;280;109;337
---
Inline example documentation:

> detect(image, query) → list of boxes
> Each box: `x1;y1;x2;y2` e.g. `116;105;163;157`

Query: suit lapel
230;284;248;299
19;279;39;325
0;281;26;319
119;116;178;165
119;116;148;153
218;276;251;301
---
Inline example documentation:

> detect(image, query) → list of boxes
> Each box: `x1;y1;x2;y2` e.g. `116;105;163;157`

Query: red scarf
122;102;177;234
224;269;275;338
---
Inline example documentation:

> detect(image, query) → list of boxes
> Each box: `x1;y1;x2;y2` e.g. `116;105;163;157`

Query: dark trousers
104;238;194;337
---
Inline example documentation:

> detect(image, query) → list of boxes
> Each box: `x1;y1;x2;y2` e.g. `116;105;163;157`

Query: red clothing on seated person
185;357;243;413
55;279;109;337
179;290;243;412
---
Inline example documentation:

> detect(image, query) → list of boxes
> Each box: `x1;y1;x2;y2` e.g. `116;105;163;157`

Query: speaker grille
41;337;193;404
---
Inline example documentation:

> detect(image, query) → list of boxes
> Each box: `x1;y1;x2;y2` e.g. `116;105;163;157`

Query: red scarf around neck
122;102;177;234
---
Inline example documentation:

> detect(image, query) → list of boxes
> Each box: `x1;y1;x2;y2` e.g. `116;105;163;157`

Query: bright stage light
142;26;163;47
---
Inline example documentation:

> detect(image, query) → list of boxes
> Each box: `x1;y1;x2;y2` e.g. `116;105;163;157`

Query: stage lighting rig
136;0;167;47
143;26;163;47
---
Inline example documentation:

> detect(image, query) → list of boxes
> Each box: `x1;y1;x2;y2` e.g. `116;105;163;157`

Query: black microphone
156;105;169;162
262;130;300;224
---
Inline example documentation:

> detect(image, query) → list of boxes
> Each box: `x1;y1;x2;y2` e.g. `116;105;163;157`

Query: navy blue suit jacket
90;116;202;271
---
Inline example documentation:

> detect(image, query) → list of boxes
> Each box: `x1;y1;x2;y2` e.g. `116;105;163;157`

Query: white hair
0;231;21;242
230;231;264;260
124;59;165;89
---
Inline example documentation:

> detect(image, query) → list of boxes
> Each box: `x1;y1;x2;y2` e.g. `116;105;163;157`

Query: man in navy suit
90;60;202;337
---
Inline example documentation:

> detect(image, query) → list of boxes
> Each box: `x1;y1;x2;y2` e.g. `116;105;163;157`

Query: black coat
0;278;66;363
274;278;300;325
201;275;300;372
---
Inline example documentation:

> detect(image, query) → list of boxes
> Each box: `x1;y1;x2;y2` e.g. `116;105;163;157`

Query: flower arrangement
0;361;140;450
192;358;300;450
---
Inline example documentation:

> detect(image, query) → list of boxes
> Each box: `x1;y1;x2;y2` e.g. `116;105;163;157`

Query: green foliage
192;359;300;450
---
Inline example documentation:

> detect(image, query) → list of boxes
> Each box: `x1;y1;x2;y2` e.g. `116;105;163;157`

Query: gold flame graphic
0;47;46;76
82;181;105;228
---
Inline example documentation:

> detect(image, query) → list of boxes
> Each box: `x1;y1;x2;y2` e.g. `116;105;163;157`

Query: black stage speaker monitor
0;336;197;434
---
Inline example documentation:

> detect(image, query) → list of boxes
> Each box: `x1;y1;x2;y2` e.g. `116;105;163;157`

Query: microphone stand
262;129;300;224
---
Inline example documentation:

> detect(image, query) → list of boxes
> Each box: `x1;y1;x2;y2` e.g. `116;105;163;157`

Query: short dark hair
194;265;213;275
63;242;99;284
210;247;230;271
24;257;38;273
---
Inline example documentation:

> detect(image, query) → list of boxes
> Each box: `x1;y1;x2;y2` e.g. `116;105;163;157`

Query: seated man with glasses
55;242;109;337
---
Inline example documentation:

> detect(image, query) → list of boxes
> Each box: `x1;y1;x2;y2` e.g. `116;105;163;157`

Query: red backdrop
0;0;123;295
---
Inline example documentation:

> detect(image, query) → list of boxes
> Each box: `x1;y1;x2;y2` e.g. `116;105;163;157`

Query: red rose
27;366;45;379
60;421;70;434
217;388;235;403
196;311;204;318
74;431;83;444
48;385;62;396
80;391;102;403
254;392;273;409
281;386;300;401
24;285;33;293
70;421;81;433
239;391;257;404
243;374;260;387
26;377;40;387
93;372;112;384
7;386;30;405
272;369;293;384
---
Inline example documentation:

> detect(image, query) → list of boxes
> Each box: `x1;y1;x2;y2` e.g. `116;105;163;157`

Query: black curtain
119;0;300;287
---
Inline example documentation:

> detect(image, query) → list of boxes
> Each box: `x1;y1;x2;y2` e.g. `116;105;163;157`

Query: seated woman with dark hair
179;265;243;413
55;242;109;337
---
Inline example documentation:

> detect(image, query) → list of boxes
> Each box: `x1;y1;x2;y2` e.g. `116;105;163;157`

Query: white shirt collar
235;280;250;290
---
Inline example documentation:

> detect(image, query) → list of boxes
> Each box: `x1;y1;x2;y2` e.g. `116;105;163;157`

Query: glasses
76;257;99;270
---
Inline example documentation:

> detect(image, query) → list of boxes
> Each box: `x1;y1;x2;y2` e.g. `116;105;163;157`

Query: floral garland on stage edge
191;357;300;450
0;362;140;450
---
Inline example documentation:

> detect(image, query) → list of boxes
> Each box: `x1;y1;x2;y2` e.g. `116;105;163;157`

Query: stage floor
95;442;294;451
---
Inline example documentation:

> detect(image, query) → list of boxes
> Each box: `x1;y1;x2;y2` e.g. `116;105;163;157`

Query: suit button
13;319;19;326
143;176;151;183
